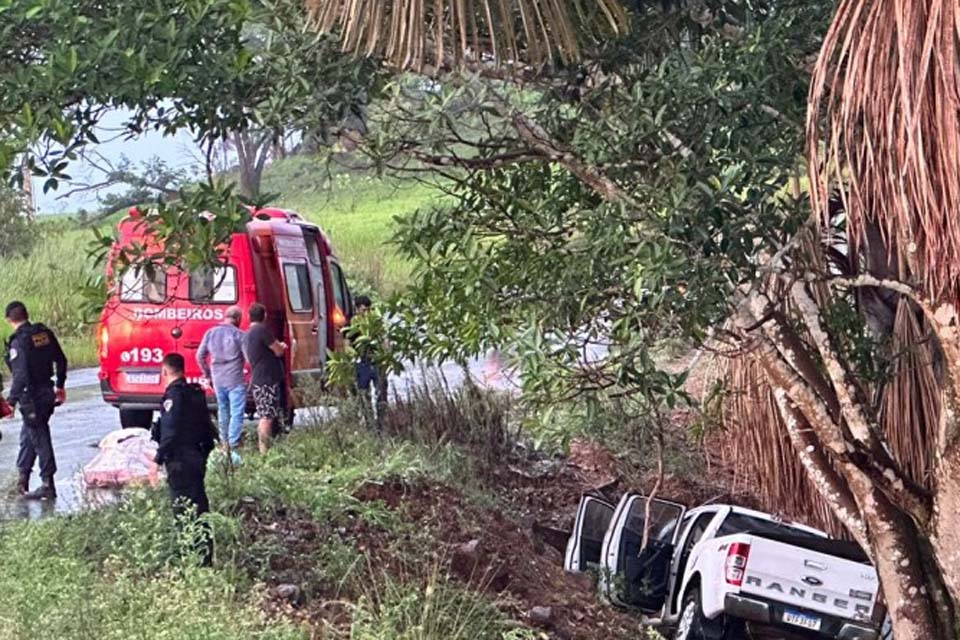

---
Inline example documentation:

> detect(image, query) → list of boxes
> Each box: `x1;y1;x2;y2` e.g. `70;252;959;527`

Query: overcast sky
32;109;205;215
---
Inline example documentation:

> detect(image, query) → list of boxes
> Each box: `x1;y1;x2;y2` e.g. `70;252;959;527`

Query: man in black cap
3;301;67;500
153;352;218;565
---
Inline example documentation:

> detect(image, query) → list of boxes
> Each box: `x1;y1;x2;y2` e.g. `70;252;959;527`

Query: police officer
3;301;67;500
153;353;217;565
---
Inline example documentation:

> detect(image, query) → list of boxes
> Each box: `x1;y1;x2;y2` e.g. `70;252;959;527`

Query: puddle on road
0;472;123;522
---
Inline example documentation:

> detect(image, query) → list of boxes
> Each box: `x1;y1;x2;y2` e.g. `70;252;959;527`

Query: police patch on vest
31;332;50;347
163;399;173;412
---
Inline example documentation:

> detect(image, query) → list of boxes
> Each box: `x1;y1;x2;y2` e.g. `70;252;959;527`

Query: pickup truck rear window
717;514;822;540
718;513;870;563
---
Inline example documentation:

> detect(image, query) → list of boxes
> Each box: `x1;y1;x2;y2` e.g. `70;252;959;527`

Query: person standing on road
346;295;387;429
242;303;287;453
153;353;217;566
2;301;67;500
197;305;246;450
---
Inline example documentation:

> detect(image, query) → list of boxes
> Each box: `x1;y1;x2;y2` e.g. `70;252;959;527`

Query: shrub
349;567;516;640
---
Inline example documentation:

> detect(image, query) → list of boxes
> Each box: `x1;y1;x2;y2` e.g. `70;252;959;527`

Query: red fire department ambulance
98;207;353;428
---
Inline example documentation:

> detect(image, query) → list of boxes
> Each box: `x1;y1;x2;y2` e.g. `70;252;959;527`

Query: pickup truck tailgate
737;536;879;622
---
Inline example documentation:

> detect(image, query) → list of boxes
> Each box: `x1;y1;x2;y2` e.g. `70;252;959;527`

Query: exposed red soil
242;437;759;639
351;476;642;639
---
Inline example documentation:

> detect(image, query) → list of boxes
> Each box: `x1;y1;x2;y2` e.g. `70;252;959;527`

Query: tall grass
0;223;99;366
350;565;525;640
0;388;522;640
0;490;300;640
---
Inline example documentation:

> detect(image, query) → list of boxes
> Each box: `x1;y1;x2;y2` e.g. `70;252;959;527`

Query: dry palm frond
719;354;847;537
807;0;960;304
879;299;941;490
305;0;631;72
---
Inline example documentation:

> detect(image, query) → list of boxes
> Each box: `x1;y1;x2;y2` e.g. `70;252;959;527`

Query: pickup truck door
665;509;721;617
600;493;686;611
564;496;615;572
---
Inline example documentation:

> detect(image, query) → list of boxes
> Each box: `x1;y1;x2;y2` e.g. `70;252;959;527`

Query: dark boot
23;476;56;501
10;472;29;497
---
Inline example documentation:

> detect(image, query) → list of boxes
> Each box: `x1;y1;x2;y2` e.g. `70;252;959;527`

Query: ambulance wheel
120;409;153;429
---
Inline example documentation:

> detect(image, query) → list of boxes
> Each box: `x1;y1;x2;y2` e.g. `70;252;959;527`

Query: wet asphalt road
0;355;514;521
0;371;121;520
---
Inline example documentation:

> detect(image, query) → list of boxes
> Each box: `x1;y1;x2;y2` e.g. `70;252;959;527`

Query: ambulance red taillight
332;305;347;329
724;542;751;586
99;325;110;359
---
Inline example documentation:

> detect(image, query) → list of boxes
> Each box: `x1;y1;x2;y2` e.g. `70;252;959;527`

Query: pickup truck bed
724;534;877;624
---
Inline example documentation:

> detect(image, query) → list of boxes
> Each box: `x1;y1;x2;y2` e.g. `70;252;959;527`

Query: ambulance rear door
273;231;322;387
301;227;328;378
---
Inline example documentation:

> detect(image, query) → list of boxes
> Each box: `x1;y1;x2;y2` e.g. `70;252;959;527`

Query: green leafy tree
340;1;960;635
1;0;380;273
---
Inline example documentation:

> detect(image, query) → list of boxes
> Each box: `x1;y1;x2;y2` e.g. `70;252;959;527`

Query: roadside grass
0;491;301;640
0;155;439;368
350;565;527;640
0;393;521;640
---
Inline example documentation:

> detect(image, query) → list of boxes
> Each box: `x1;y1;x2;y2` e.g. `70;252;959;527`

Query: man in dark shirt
3;301;67;500
242;303;287;453
153;352;217;566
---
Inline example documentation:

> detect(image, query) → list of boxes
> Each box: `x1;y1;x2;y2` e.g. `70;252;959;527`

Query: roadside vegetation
6;0;960;634
0;385;656;639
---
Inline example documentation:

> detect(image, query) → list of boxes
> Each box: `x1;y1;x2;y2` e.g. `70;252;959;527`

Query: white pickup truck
564;493;886;640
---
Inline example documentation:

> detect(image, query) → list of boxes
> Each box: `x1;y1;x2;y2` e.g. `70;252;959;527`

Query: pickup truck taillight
724;542;751;586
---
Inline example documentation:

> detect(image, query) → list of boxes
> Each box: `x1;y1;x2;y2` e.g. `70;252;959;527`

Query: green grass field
0;156;442;368
261;155;442;295
0;224;98;368
0;396;532;640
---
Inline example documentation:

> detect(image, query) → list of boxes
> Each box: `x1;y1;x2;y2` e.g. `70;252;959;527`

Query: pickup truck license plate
124;372;160;385
783;610;822;631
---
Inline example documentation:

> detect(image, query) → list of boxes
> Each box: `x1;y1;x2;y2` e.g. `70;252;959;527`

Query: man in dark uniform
153;353;217;566
3;301;67;500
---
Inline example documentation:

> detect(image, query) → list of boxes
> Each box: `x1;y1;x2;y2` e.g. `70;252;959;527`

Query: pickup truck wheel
674;589;706;640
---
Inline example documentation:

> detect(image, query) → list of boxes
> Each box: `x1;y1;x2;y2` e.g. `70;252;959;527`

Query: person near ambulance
347;295;388;429
153;353;218;566
196;305;246;450
242;303;287;453
2;301;67;500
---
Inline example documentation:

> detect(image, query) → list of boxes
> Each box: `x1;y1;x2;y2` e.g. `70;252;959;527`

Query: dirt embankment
240;438;756;639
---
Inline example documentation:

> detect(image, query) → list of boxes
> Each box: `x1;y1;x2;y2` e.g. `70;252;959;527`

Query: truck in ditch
564;493;886;639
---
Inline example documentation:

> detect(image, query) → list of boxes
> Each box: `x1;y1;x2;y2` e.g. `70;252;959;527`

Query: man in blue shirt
197;306;246;449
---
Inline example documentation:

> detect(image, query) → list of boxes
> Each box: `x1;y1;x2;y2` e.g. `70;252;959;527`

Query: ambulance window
329;261;348;313
189;266;237;303
119;267;166;303
284;263;312;313
304;231;322;265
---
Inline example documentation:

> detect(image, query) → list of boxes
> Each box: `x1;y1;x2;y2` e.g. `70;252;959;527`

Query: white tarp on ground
82;428;161;488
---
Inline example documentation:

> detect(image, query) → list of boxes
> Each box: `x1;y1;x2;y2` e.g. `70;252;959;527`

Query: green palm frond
305;0;631;71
